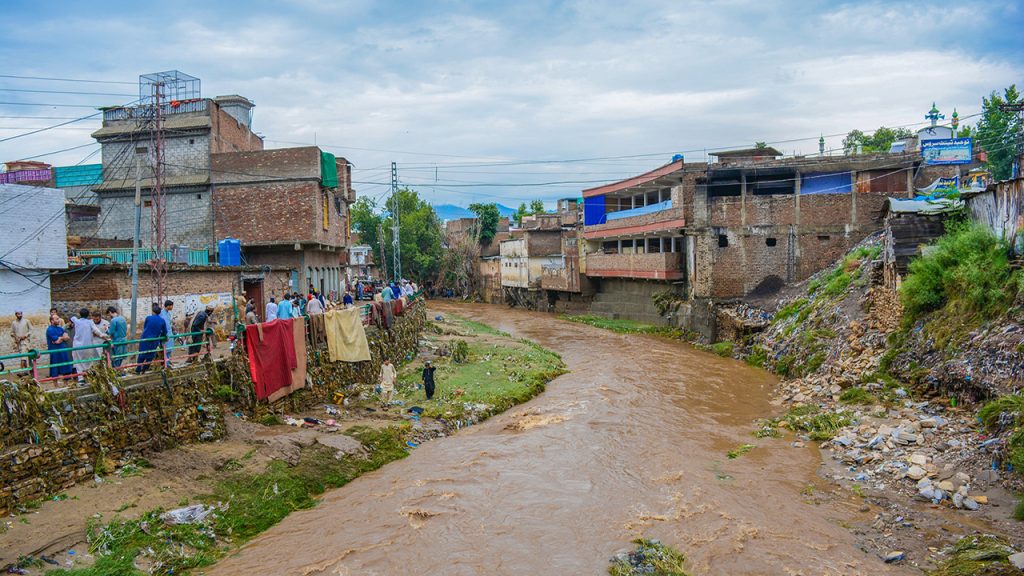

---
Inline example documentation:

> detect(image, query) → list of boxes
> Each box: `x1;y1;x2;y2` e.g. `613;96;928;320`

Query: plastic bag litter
160;504;214;525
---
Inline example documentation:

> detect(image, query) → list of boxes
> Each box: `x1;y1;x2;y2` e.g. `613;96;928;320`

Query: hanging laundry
265;315;308;403
325;307;371;362
370;301;385;329
392;298;404;316
307;313;328;348
383;300;394;329
245;319;297;401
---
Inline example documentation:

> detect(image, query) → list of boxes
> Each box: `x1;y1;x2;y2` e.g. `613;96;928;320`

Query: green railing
77;248;210;266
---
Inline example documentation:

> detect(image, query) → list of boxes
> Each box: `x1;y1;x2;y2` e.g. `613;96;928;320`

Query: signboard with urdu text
921;138;972;165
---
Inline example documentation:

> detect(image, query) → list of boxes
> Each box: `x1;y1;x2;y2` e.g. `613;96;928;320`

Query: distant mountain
432;203;519;222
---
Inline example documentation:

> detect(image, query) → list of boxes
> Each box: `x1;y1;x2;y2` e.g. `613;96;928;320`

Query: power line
0;74;135;85
0;102;109;108
0;88;135;97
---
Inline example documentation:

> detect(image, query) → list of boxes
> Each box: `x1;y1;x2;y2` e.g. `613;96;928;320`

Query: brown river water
209;303;910;575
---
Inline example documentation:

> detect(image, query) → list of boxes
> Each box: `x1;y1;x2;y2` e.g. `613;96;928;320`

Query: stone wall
0;302;427;514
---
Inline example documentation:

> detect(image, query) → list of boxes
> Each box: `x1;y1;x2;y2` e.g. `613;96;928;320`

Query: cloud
0;0;1020;206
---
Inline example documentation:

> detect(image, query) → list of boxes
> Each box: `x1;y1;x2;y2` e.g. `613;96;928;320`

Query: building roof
885;197;962;215
582;159;685;198
709;147;783;159
94;173;209;192
91;114;211;139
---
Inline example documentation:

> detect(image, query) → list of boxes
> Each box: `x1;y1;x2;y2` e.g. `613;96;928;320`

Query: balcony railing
0;169;52;184
77;248;211;266
102;99;208;121
585;251;684;280
606;199;672;221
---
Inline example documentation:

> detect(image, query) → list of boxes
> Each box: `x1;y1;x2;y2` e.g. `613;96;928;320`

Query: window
189;138;195;145
718;234;729;248
196;194;202;199
765;237;777;247
817;235;831;241
143;200;152;208
135;146;148;154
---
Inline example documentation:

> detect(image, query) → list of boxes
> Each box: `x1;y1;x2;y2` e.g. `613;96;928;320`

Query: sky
0;0;1021;208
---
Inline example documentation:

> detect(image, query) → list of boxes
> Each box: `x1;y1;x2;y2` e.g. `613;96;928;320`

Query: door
243;279;264;321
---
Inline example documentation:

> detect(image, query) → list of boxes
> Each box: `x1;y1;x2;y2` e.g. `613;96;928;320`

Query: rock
883;550;906;563
906;465;927;480
937;481;955;492
976;469;1000;483
909;453;929;466
878;424;894;437
1008;552;1024;570
953;493;964;509
973;495;989;505
953;472;971;487
963;497;979;511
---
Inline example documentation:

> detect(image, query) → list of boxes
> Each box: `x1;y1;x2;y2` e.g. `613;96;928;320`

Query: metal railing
102;99;208;121
0;330;214;388
77;248;210;266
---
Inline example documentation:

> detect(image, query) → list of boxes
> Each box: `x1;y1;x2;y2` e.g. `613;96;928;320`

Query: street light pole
130;155;142;337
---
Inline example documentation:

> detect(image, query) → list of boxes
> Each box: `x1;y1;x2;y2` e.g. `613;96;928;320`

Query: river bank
1;310;565;575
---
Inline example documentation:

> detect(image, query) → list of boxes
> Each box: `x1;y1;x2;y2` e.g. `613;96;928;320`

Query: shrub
901;222;1020;321
745;346;768;368
839;387;876;405
710;342;734;357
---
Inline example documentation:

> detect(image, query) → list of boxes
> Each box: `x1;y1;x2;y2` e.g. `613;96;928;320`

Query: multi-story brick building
90;92;263;251
580;149;924;336
211;146;354;297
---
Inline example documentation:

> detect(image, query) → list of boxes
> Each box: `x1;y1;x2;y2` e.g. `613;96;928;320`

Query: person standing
356;281;364;301
265;297;278;321
277;293;294;320
306;295;324;315
422;360;437;400
381;283;394;302
342;290;354;307
188;304;214;361
70;309;101;382
136;303;168;374
296;293;307;316
245;303;258;324
9;311;32;369
379;358;397;407
49;308;65;328
45;314;73;378
160;299;175;343
106;306;128;368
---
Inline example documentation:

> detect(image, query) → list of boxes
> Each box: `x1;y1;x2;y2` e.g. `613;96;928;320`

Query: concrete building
347;236;378;282
580;150;924;336
0;184;68;321
211;146;354;297
90;92;264;251
499;222;561;301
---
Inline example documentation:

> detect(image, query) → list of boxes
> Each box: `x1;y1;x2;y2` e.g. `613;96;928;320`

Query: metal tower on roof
925;102;944;127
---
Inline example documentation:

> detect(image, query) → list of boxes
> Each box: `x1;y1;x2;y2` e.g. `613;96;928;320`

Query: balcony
585;251;684;280
76;248;211;267
102;99;208;121
583;202;685;240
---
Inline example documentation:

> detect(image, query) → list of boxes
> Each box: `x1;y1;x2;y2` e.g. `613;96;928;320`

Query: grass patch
839;387;877;405
773;298;808;323
561;314;681;337
458;318;509;337
53;426;412;575
710;341;734;357
902;222;1023;323
777;405;853;441
394;317;566;421
745;345;768;368
927;534;1017;576
978;394;1024;429
609;539;690;576
727;444;755;459
753;419;780;438
258;414;282;426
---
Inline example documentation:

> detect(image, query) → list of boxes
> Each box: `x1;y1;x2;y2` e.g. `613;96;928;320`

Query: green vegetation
777;405;853;441
258;414;282;426
448;339;469;363
901;222;1022;324
652;290;685;316
467;202;500;245
213;385;239;402
727;444;755;459
752;419;780;438
978;394;1024;472
350;189;444;280
806;245;878;299
839;386;876;405
843;126;914;155
745;345;768;368
974;84;1022;181
609;539;690;576
773;298;808;322
394;315;566;421
710;341;734;357
52;426;411;576
927;534;1017;576
561;314;682;337
1014;497;1024;522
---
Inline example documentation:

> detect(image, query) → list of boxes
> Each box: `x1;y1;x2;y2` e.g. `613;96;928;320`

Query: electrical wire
0;88;135;97
0;74;135;85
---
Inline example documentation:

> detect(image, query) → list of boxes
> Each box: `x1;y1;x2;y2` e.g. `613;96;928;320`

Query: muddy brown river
209;303;909;575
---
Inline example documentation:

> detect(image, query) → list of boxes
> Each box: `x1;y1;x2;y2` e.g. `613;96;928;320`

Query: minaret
925;102;944;127
819;135;825;155
951;108;959;137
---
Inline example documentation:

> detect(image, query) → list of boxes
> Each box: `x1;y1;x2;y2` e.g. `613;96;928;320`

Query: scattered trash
160;504;215;525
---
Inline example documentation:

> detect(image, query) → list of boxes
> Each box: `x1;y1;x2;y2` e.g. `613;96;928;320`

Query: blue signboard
921;138;972;165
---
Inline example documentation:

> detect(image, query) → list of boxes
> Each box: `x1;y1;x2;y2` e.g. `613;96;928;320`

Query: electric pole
1000;102;1024;178
390;161;402;282
130;154;143;337
377;221;388;282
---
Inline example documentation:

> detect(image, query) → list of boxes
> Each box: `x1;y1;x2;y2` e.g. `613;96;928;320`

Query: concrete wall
589;277;680;326
97;187;213;249
0;184;67;323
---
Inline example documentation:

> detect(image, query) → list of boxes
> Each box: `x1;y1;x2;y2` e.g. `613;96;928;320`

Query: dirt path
207;303;910;576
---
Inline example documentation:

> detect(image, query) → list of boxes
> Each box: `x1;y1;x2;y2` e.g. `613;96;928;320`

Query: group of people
16;299;218;382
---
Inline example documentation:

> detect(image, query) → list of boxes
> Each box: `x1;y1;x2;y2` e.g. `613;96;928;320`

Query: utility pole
1000;102;1024;178
377;221;388;282
130;155;143;337
390;161;402;281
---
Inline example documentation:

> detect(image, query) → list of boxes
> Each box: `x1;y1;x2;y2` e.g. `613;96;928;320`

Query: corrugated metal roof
885;197;962;215
54;164;103;188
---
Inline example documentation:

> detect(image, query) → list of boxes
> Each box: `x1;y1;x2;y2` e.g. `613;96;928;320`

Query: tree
468;202;500;245
843;126;914;154
975;85;1021;181
352;190;443;282
529;199;546;214
513;202;529;226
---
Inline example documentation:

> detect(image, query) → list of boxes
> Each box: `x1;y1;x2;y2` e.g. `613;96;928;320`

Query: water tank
218;238;241;266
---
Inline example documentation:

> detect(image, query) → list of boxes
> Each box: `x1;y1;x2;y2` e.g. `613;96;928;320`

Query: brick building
91;91;263;251
211;146;355;297
580;150;925;336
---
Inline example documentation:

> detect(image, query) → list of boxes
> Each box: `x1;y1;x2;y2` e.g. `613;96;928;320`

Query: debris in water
609;538;691;576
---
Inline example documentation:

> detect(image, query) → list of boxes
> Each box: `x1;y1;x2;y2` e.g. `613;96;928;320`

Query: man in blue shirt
160;300;175;340
137;303;168;373
381;284;394;302
277;293;294;319
106;306;128;368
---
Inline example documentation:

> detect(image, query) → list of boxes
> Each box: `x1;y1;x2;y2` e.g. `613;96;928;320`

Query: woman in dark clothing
422;360;437;400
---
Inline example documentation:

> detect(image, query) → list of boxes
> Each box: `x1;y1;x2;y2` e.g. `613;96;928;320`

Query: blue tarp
801;172;852;195
606;199;672;221
54;164;103;188
584;196;606;226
